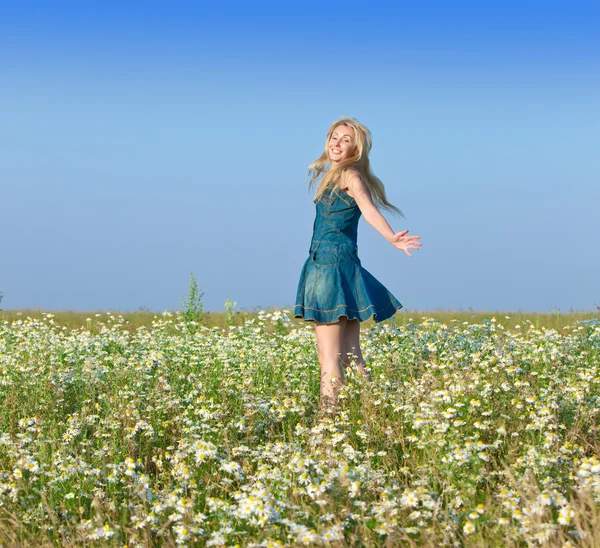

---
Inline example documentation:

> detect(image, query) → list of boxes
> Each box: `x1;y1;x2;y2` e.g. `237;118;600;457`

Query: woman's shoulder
337;169;363;198
343;167;362;178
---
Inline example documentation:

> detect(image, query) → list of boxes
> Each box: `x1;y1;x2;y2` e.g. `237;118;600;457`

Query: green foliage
2;307;599;333
1;313;599;544
224;298;237;327
181;272;205;324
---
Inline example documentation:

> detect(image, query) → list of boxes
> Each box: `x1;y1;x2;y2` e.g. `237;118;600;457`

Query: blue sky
1;1;599;313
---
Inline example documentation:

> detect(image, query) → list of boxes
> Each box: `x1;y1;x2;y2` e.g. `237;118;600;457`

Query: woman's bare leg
315;316;347;406
341;318;372;381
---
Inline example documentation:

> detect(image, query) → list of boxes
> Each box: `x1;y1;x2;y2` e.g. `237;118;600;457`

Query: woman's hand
389;230;422;257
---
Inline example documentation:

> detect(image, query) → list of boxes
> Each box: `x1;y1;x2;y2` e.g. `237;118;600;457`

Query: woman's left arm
346;172;395;242
346;172;422;256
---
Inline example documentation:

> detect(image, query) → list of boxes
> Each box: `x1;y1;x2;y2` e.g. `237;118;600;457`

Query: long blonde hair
306;116;405;217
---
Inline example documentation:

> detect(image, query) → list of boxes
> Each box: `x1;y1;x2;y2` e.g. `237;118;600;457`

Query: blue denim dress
294;185;403;323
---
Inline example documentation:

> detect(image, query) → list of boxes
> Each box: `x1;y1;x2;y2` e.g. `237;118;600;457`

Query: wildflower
400;490;418;508
558;505;574;525
539;493;553;506
220;461;242;474
463;521;475;534
206;531;227;546
173;524;190;544
87;523;115;540
321;524;344;542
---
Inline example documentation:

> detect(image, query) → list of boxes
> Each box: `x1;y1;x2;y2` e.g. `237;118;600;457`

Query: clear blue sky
1;0;599;313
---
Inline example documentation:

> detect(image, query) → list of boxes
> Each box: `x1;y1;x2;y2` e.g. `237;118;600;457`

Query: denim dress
294;185;403;323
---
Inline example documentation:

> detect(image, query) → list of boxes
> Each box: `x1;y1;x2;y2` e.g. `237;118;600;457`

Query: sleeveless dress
294;185;403;323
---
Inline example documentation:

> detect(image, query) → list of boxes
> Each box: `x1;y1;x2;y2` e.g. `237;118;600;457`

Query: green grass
2;307;598;332
1;308;600;545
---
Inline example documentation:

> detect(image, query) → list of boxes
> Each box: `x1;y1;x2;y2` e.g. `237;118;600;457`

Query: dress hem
294;300;403;324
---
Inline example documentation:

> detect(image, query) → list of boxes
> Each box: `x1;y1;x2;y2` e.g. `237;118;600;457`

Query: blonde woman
294;117;422;410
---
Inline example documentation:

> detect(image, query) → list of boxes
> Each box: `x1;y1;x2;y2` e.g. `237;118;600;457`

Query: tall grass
2;307;598;333
0;310;599;545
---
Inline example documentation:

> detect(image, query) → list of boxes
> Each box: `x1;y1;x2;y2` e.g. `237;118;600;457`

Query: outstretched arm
345;172;422;257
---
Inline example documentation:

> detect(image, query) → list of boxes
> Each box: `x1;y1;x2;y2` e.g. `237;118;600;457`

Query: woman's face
328;125;355;164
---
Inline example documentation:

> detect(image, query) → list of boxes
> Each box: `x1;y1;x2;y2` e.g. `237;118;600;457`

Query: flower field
1;311;599;546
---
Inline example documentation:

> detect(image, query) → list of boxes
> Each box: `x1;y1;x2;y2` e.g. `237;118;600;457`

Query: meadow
1;308;599;546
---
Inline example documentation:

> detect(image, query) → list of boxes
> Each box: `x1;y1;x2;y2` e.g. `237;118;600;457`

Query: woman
294;116;422;410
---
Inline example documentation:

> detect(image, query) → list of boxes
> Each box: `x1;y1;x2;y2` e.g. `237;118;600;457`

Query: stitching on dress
294;299;400;314
311;249;338;268
333;186;356;207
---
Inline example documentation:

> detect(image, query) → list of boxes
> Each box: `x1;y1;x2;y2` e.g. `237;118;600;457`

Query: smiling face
328;124;355;164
